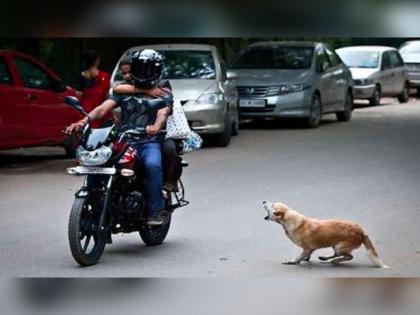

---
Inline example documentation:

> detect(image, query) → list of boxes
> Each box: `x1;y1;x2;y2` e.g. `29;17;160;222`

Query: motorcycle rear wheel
139;199;172;246
68;197;105;266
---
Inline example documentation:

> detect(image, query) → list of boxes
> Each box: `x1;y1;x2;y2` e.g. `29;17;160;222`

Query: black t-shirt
109;80;173;142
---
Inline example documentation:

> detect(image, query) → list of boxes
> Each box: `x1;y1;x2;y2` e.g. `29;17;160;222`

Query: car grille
353;79;363;85
237;86;280;97
240;107;275;113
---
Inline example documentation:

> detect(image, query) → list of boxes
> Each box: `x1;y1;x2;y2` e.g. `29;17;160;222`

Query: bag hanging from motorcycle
165;100;191;139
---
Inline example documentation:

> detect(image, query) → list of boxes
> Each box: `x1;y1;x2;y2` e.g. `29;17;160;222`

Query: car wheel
214;113;232;147
369;85;381;105
231;109;239;136
336;91;353;122
63;134;79;158
398;82;410;103
305;94;322;128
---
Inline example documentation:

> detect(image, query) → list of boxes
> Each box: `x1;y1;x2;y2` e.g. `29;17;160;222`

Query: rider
66;49;172;226
113;58;181;193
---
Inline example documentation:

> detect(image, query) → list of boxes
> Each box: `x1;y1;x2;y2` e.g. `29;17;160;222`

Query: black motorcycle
64;96;188;266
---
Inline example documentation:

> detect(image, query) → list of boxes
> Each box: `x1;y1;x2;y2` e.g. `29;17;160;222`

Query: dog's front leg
283;249;313;265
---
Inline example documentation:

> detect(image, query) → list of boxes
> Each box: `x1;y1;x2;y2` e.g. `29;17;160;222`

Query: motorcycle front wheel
68;197;105;266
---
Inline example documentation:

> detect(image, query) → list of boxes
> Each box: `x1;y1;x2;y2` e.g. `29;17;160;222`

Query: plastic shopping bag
183;131;203;153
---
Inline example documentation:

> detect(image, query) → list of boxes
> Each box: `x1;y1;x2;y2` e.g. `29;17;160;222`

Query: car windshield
400;43;420;54
337;50;380;68
231;46;314;70
160;50;216;79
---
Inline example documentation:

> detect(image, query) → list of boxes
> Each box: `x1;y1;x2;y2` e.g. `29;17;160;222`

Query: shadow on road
0;150;68;168
239;117;340;130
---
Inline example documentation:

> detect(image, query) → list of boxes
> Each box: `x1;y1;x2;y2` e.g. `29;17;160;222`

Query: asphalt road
1;98;420;277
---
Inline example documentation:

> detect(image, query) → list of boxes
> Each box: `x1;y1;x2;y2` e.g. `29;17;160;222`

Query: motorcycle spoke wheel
68;198;106;266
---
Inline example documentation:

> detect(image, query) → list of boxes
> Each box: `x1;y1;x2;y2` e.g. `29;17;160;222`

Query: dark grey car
230;41;354;127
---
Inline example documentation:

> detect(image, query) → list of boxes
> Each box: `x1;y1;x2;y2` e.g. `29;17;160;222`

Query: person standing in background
79;49;112;128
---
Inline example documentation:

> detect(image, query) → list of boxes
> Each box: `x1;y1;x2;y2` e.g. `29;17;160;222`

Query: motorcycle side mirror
64;96;89;117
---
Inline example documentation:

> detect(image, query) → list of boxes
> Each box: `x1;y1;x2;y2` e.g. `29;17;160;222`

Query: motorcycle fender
75;187;90;198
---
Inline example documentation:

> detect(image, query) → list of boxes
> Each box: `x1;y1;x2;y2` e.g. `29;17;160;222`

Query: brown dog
263;201;389;268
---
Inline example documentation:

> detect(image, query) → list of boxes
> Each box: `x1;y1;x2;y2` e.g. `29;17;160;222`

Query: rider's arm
83;99;118;123
146;107;171;136
113;84;169;98
65;99;118;134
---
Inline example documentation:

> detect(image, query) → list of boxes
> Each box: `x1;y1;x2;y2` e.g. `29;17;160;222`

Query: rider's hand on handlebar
146;125;160;136
64;120;86;135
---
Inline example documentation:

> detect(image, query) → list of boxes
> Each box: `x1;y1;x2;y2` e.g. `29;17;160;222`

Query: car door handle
26;94;37;101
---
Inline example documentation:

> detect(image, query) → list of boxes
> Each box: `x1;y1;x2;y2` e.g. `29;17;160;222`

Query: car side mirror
51;79;67;93
317;61;328;73
226;71;238;81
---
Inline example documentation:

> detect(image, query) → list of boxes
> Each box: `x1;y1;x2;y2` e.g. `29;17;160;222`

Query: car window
160;50;216;80
0;57;13;85
337;50;380;68
231;46;314;70
14;57;55;90
389;51;404;68
381;52;391;70
400;42;420;54
315;48;331;71
324;45;341;67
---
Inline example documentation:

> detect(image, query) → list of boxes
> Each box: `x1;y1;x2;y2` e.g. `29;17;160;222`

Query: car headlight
358;78;374;85
76;145;113;166
193;93;223;105
279;84;309;94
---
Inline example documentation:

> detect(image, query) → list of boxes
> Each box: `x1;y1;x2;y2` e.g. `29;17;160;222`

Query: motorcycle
64;96;188;266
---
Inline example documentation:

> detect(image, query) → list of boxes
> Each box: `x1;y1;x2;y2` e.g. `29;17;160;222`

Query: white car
111;44;239;147
337;46;409;105
399;40;420;95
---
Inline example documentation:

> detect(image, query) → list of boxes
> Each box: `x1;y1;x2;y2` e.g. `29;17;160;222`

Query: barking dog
263;201;389;268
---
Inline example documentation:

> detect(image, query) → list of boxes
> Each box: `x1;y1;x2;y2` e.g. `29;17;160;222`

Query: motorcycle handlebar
124;128;167;137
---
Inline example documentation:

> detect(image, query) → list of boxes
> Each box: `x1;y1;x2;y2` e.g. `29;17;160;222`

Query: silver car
399;40;420;94
230;41;354;128
337;46;409;105
111;44;239;147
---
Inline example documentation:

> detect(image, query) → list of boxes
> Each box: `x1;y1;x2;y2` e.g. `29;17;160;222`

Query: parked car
230;41;354;128
399;40;420;95
111;44;239;147
336;46;409;105
0;50;80;155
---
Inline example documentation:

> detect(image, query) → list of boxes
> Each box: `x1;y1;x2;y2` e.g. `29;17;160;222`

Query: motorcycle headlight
76;145;113;166
194;93;222;105
279;84;309;94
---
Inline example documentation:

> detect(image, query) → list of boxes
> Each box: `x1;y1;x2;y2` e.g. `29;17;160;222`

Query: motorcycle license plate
66;166;116;175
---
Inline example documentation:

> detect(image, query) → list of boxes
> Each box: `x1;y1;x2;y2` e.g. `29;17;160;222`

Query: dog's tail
362;234;389;269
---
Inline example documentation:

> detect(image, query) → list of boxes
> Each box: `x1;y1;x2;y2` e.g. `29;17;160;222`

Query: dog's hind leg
283;249;313;265
319;247;339;261
302;252;313;262
330;253;353;264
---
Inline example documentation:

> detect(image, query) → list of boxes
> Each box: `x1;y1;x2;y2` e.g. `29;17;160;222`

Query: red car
0;50;80;155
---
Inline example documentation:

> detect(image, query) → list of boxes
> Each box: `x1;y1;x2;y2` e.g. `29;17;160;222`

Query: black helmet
130;49;164;87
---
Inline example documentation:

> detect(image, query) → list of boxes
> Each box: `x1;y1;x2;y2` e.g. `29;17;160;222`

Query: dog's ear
273;209;284;220
273;203;288;219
